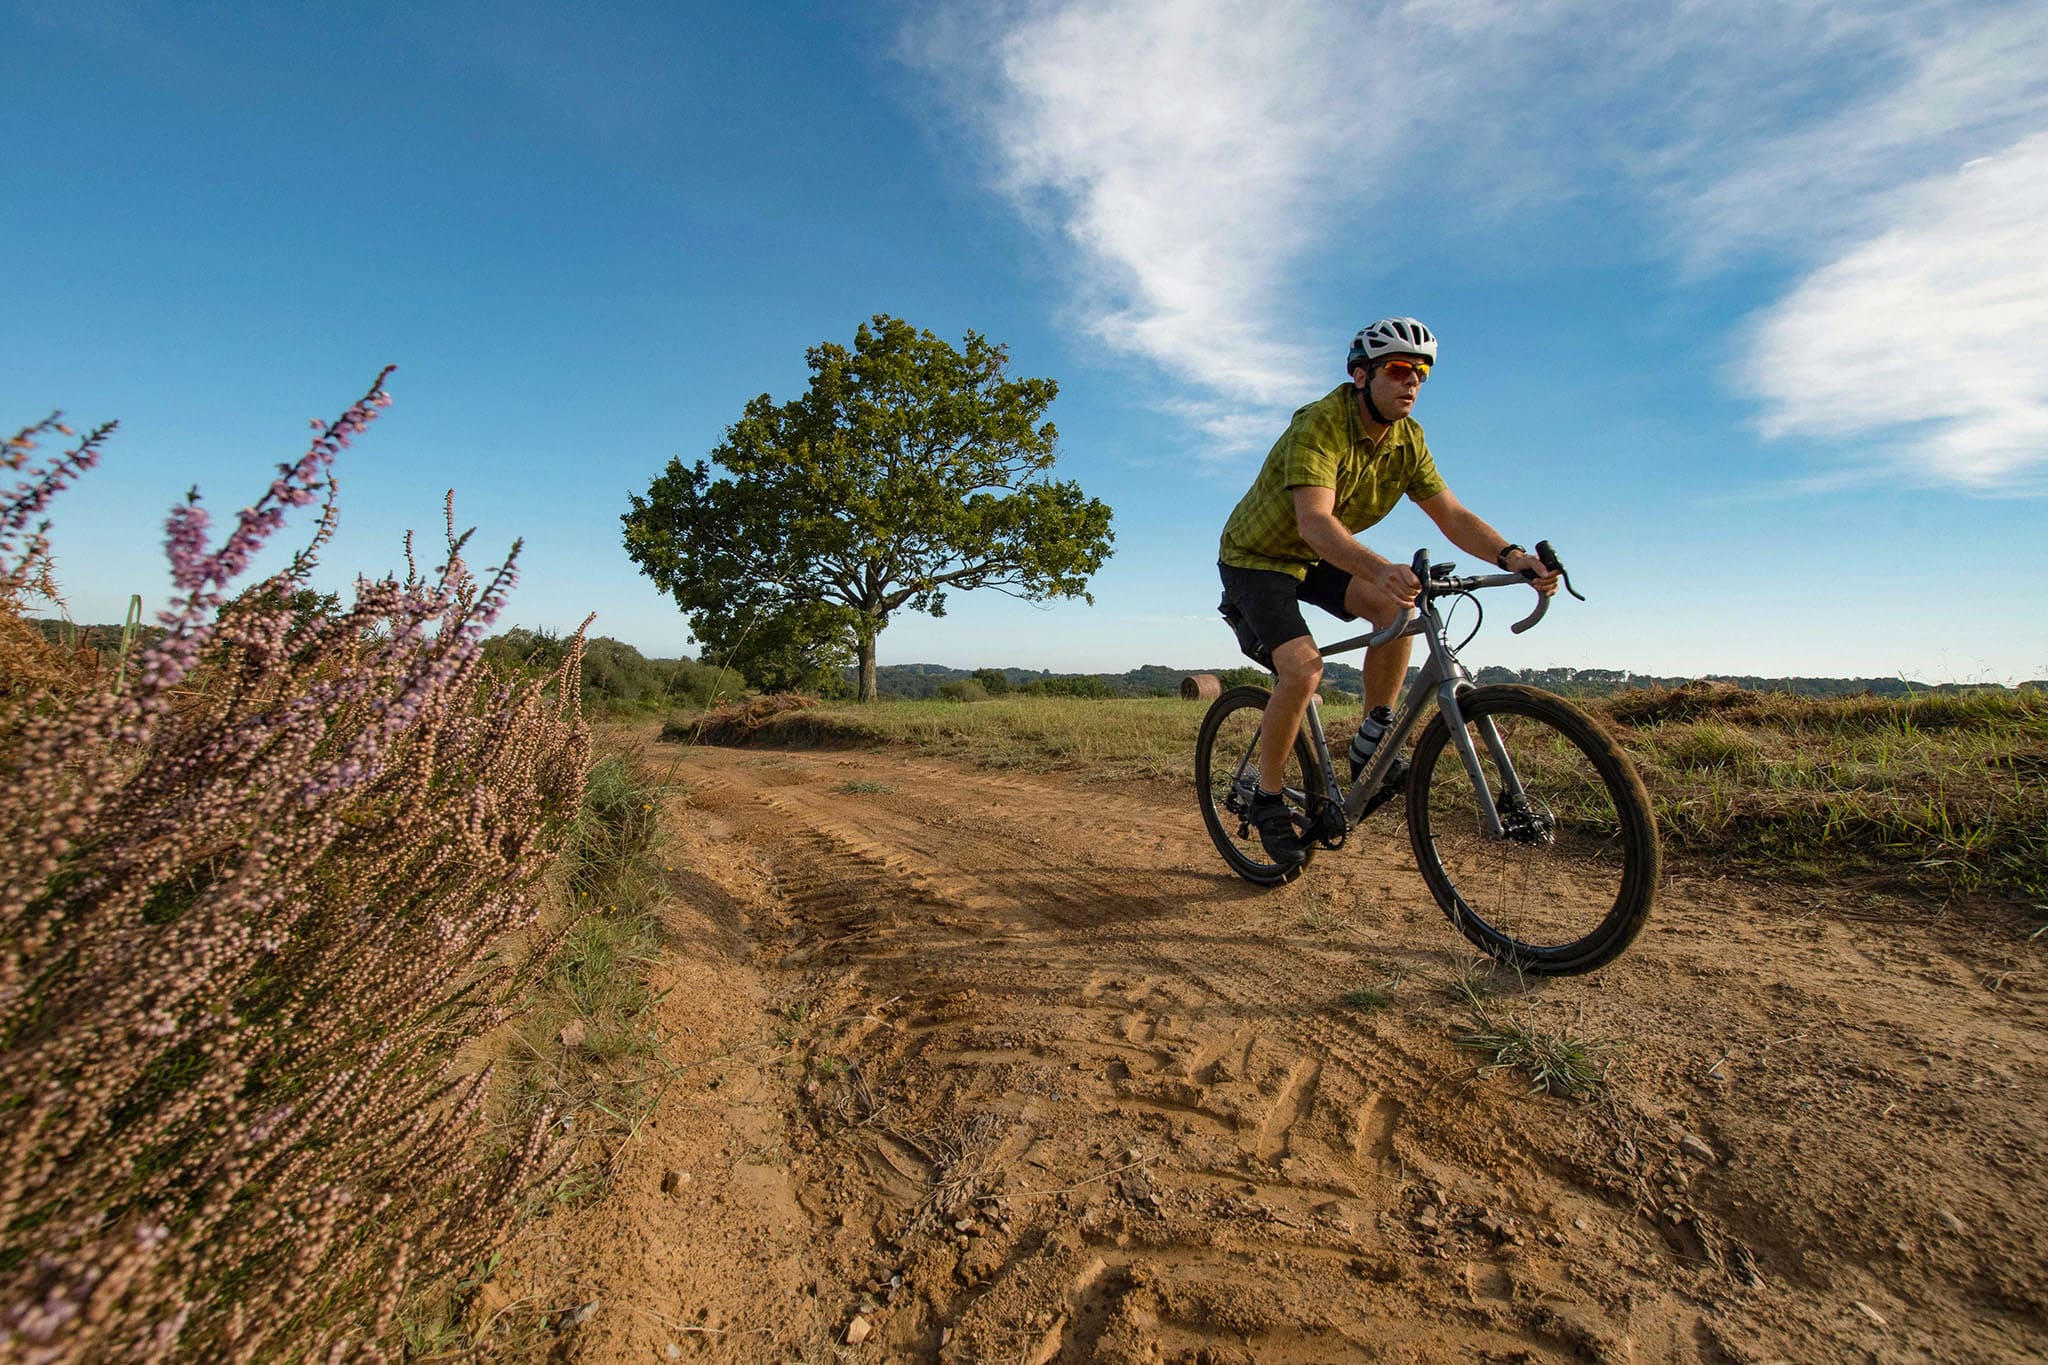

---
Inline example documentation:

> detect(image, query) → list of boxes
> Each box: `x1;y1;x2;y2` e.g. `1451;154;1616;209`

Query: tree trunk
857;630;879;702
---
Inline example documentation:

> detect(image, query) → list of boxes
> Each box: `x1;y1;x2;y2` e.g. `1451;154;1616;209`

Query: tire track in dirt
554;736;2048;1365
669;746;1685;1363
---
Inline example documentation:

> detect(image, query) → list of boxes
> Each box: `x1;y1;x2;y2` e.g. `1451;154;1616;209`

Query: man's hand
1505;548;1561;597
1376;560;1421;607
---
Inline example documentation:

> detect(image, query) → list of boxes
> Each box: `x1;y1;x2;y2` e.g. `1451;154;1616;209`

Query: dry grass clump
682;691;819;745
1592;684;2047;897
1456;1016;1614;1099
0;610;89;706
0;375;592;1362
0;619;81;711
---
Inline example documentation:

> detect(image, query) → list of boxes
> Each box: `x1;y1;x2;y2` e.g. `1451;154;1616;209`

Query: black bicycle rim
1406;685;1658;974
1195;686;1324;886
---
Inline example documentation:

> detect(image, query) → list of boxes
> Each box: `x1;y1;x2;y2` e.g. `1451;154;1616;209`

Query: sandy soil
489;731;2046;1364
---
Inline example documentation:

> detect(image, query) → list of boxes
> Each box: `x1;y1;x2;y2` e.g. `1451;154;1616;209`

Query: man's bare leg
1346;576;1414;714
1259;636;1323;793
1359;633;1413;713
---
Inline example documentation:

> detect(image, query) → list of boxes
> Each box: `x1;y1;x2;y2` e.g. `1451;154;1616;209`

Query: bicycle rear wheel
1407;685;1657;974
1195;685;1328;886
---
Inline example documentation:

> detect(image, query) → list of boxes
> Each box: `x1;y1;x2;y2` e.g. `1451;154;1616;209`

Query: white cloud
969;0;1347;412
1748;134;2048;486
1671;5;2048;267
911;0;2048;483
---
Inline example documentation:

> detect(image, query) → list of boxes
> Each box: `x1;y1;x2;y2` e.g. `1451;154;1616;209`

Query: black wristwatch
1495;543;1526;569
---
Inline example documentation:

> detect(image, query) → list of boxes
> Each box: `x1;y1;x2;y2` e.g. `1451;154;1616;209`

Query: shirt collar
1342;383;1397;452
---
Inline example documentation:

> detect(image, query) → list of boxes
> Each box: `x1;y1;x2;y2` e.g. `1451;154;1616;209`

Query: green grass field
672;683;2048;904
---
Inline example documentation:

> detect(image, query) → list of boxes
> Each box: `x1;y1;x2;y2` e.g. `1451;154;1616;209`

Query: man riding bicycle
1217;317;1560;868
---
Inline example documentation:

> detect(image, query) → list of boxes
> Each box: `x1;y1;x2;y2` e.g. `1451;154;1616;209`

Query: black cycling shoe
1246;792;1308;866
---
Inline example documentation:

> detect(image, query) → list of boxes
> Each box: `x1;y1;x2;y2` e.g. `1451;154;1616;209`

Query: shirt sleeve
1406;431;1447;502
1281;407;1344;490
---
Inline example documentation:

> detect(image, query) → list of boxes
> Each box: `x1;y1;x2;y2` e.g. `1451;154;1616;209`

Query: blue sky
6;0;2045;683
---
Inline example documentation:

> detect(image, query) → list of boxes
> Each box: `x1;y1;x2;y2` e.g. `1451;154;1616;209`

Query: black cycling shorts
1217;560;1357;657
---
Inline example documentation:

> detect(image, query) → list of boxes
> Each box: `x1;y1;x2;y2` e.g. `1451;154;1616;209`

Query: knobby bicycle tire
1195;685;1329;886
1406;685;1658;974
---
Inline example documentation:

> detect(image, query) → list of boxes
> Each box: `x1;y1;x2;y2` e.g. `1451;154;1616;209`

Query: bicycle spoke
1409;687;1655;973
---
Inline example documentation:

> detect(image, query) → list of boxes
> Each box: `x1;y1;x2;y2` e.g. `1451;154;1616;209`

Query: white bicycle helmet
1347;317;1437;371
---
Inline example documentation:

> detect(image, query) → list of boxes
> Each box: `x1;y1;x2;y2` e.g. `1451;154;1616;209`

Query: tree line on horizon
32;617;2042;709
842;660;2047;702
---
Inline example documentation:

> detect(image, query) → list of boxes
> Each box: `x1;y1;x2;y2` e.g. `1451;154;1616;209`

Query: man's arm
1292;485;1420;605
1415;488;1560;594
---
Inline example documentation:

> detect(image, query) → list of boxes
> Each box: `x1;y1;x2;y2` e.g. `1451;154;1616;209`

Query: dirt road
499;733;2046;1363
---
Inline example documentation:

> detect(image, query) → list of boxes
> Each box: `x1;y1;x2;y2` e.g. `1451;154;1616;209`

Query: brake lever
1535;539;1586;602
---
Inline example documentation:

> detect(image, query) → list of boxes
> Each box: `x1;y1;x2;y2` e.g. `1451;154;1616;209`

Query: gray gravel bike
1196;543;1658;975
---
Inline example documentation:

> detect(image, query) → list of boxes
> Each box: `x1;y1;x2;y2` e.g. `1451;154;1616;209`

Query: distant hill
857;660;2037;702
854;661;1365;700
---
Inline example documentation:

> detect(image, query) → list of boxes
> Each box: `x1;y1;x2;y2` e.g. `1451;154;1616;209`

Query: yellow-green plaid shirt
1218;384;1447;579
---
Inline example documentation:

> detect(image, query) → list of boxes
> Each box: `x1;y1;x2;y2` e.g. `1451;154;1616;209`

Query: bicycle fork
1436;688;1544;843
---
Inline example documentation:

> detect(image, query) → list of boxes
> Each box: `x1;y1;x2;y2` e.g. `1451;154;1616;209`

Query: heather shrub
0;374;591;1362
0;415;110;713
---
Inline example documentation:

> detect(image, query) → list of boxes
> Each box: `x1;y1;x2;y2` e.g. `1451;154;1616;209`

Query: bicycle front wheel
1195;685;1328;886
1407;685;1658;974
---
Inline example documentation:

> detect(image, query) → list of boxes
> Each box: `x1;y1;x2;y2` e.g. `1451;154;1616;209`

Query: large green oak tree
622;316;1115;701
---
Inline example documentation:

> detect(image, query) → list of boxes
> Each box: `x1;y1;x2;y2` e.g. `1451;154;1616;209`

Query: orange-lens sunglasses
1381;358;1430;383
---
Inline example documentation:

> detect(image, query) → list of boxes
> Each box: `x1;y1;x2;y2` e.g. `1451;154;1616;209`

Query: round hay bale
1181;673;1221;701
